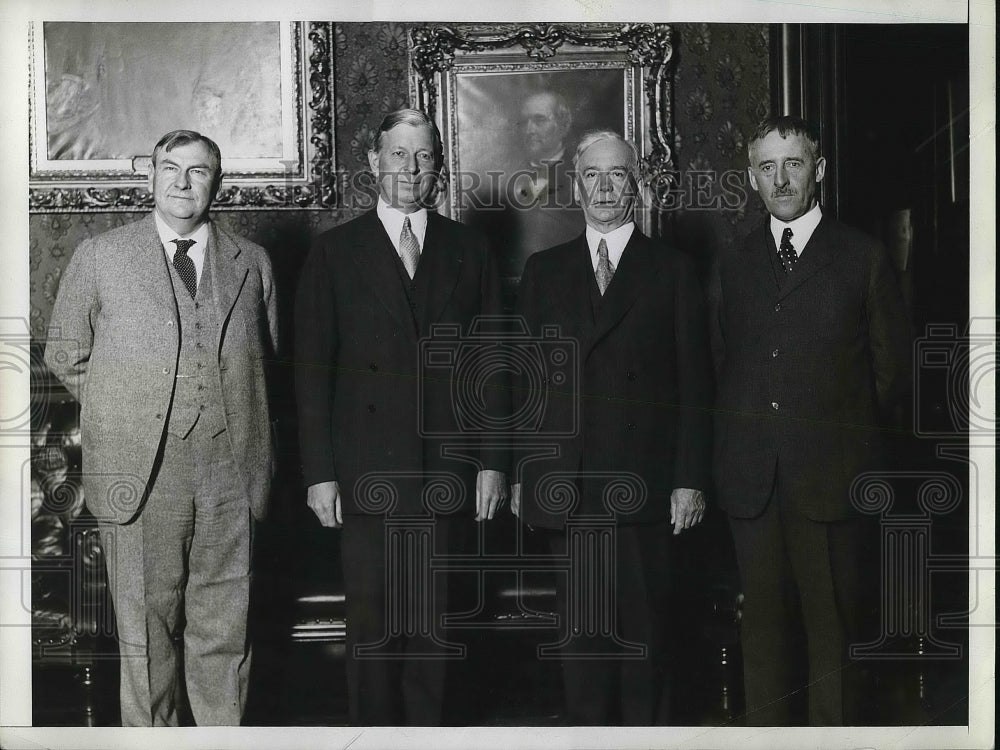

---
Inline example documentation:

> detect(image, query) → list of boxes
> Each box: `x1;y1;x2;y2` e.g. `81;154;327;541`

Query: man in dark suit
294;108;508;725
511;130;713;724
711;116;911;725
45;130;278;725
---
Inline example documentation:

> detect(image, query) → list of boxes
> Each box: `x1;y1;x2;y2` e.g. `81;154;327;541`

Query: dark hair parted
151;130;223;176
747;115;822;162
370;108;443;169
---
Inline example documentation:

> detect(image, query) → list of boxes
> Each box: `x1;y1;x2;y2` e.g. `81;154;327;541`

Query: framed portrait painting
29;21;336;211
409;23;675;283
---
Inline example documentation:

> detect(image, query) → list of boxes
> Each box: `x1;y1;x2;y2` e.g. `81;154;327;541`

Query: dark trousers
547;521;673;725
340;514;455;725
728;484;866;725
99;428;252;726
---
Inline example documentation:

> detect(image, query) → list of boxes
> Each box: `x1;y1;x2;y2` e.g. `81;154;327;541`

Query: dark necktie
399;217;421;279
171;239;198;298
777;227;797;273
595;238;615;295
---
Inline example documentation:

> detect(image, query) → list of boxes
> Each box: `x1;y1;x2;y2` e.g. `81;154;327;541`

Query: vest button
155;413;163;420
774;303;782;312
771;401;780;410
167;320;173;327
367;404;376;413
771;348;779;358
626;370;637;381
162;367;170;374
369;362;378;372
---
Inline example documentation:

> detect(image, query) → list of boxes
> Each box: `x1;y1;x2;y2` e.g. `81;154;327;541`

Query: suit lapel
585;230;652;358
349;210;418;340
550;235;595;345
127;213;179;314
744;221;782;297
417;213;462;333
778;215;836;299
208;222;250;354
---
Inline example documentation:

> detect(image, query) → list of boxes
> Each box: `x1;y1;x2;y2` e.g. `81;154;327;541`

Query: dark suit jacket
44;213;279;524
710;215;911;521
295;209;507;516
515;229;714;529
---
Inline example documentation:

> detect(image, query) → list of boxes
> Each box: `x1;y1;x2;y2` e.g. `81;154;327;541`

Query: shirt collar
586;221;635;270
769;203;823;255
377;196;428;249
154;209;210;253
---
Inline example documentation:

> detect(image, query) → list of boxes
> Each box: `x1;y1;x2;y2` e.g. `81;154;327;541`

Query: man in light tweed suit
45;130;278;726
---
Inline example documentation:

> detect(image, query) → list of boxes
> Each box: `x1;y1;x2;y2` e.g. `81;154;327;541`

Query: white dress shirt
586;221;635;272
154;210;209;285
377;196;428;255
769;203;823;257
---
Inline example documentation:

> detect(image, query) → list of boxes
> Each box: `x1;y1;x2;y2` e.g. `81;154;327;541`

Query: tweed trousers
98;425;253;726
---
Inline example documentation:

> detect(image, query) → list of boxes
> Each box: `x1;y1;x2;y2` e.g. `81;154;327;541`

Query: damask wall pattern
28;22;769;339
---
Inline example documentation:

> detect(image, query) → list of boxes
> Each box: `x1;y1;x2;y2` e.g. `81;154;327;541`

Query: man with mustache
710;116;911;724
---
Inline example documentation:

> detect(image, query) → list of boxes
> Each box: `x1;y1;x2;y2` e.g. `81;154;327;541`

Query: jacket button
166;320;173;327
626;370;637;381
771;348;779;358
367;404;376;413
626;422;637;431
369;362;378;372
774;303;782;312
155;413;163;420
162;367;170;374
771;401;780;410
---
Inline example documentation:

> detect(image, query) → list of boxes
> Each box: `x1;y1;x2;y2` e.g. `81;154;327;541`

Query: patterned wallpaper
29;22;769;339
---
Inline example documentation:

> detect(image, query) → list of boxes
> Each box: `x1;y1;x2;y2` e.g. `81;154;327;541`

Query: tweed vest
165;252;226;439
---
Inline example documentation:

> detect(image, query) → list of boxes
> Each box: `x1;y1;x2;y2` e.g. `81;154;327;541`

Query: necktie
777;227;797;273
595;238;615;295
399;216;421;279
171;239;198;298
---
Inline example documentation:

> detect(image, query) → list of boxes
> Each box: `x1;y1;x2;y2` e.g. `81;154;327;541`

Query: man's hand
475;470;508;521
307;481;342;528
670;487;705;535
510;483;522;518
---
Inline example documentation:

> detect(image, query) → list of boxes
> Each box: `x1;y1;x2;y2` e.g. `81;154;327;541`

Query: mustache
771;188;796;197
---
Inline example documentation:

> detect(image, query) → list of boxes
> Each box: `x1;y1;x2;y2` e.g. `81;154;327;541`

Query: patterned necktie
171;239;198;298
777;227;797;273
399;216;421;279
595;238;615;295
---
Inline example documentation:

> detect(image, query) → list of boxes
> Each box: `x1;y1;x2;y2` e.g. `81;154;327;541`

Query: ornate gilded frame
408;23;676;234
28;21;336;212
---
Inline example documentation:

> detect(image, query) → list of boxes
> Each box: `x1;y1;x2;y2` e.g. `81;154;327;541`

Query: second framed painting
410;23;676;283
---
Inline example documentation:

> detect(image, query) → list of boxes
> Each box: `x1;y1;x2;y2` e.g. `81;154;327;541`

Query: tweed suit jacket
514;229;714;529
710;215;911;521
294;209;507;516
45;213;279;524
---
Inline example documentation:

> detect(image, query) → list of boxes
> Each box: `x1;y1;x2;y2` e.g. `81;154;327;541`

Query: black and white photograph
0;1;993;749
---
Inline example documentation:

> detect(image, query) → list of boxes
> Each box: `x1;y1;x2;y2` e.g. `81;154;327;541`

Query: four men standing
44;110;909;727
